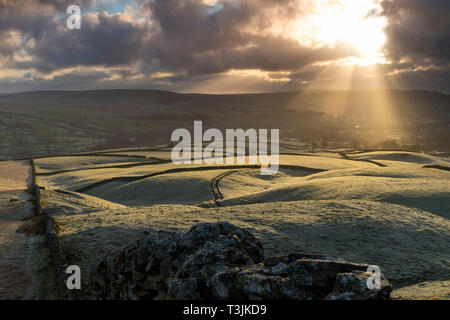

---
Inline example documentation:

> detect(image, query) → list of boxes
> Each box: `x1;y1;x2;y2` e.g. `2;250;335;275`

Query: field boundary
423;165;450;171
338;152;388;167
35;158;169;176
74;163;329;194
31;159;73;300
75;164;262;193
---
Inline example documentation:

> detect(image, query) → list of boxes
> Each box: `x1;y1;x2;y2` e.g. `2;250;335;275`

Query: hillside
0;89;449;160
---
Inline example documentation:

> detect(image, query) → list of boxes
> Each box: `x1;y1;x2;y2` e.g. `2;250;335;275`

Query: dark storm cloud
1;0;353;74
19;12;148;72
142;0;357;75
0;1;148;71
0;1;55;38
0;0;449;93
382;0;450;64
378;0;450;92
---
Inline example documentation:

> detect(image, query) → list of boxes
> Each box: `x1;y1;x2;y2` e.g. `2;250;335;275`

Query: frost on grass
37;150;450;299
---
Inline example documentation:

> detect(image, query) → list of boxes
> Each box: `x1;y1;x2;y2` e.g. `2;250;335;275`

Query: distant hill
1;89;449;117
0;89;448;160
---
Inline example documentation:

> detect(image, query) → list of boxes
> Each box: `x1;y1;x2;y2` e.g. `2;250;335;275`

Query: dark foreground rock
91;222;391;300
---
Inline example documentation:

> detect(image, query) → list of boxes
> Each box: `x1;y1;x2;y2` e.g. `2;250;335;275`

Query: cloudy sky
0;0;449;93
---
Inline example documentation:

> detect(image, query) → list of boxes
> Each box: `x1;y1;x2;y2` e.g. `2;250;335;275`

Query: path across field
0;161;55;299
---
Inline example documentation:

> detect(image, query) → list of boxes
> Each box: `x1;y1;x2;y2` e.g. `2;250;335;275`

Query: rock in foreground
91;222;391;300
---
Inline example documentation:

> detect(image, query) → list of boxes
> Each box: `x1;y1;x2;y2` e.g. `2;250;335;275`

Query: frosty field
34;148;450;299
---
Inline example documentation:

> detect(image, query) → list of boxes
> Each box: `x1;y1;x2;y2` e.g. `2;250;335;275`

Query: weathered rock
90;222;391;300
325;271;392;300
176;222;264;264
167;278;203;300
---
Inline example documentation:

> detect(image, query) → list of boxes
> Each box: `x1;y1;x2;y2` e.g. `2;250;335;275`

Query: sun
300;0;387;64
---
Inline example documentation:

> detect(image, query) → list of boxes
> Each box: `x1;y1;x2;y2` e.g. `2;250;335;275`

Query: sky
0;0;449;94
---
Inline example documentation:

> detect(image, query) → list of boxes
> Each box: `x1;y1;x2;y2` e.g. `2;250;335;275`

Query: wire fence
38;186;124;210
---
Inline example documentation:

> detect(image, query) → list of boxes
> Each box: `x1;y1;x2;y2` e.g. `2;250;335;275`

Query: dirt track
0;161;55;299
210;170;237;206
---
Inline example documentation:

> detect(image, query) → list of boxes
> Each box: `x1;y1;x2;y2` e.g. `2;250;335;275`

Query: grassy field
35;148;450;299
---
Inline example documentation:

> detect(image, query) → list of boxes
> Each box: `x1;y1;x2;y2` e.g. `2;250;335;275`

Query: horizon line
1;87;448;97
